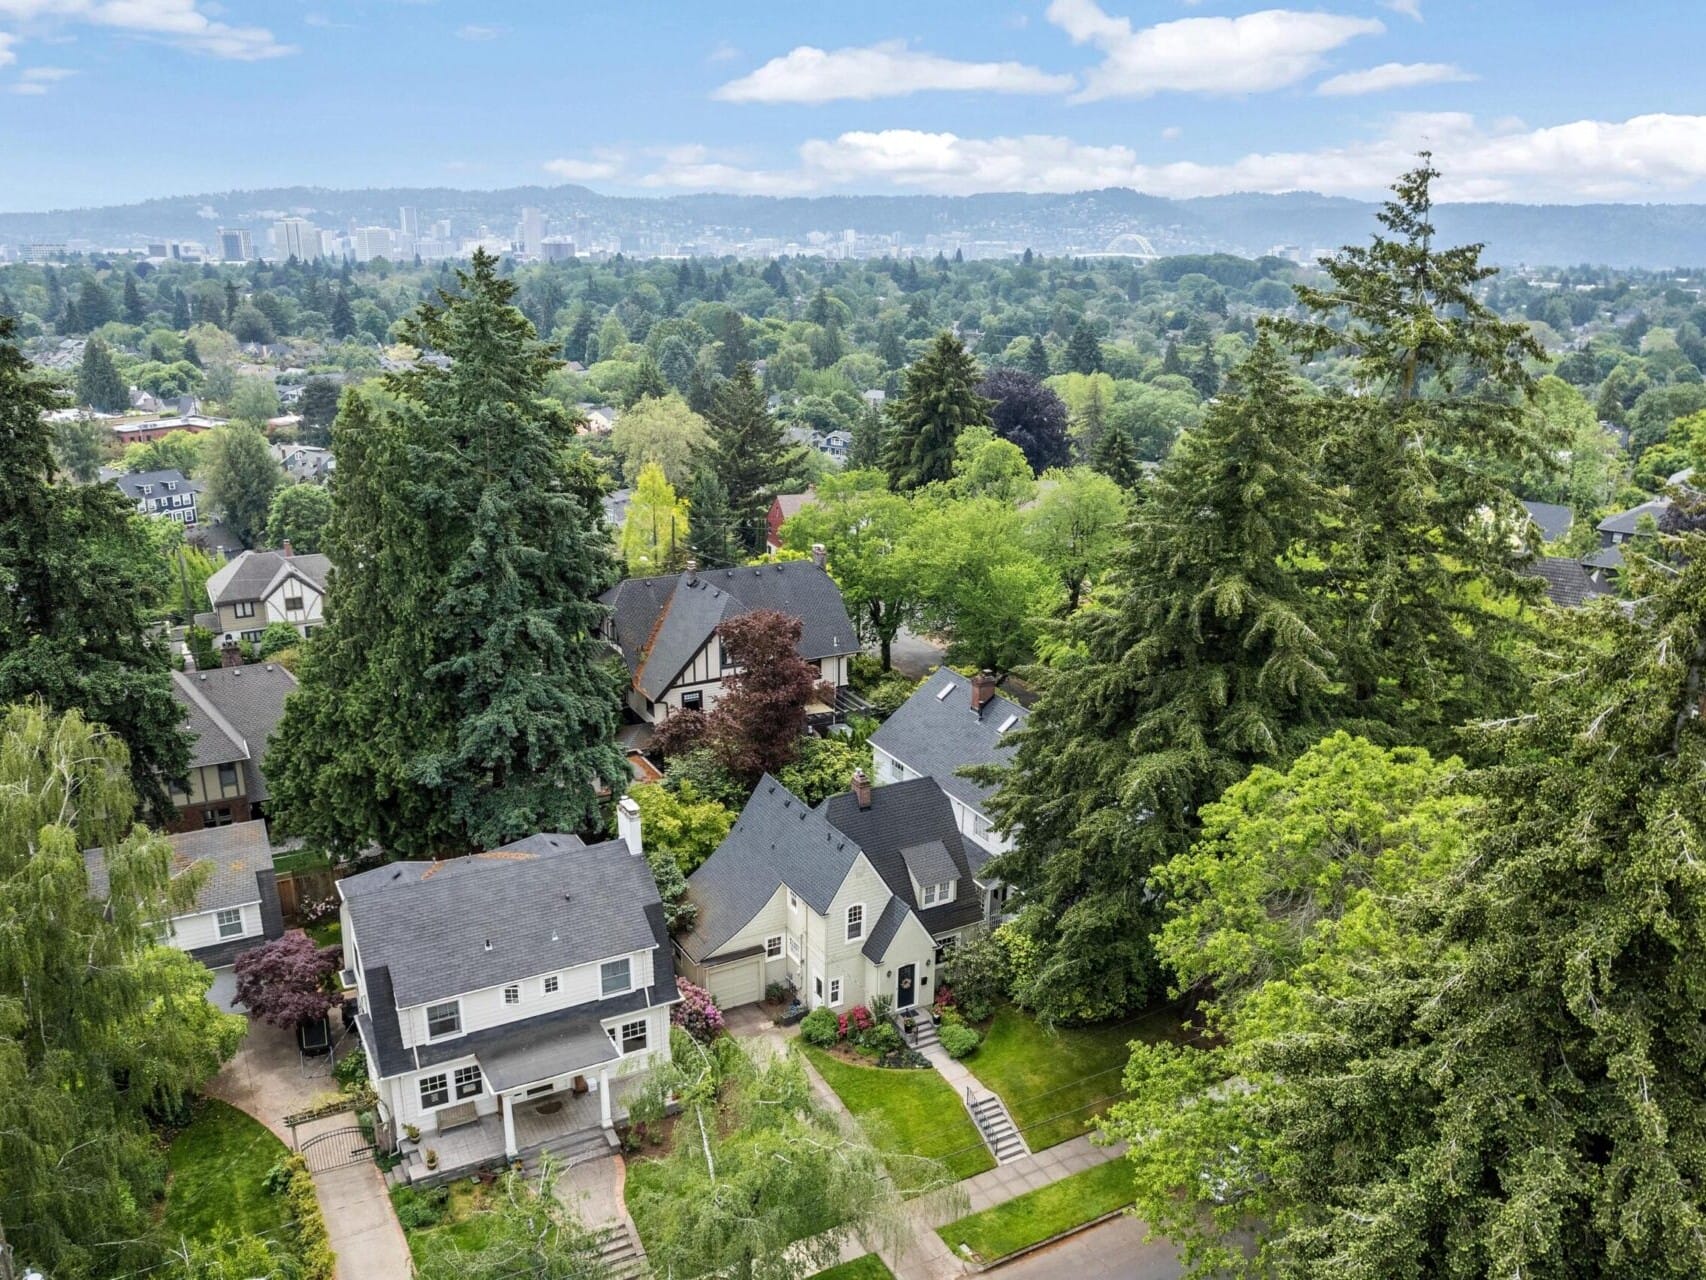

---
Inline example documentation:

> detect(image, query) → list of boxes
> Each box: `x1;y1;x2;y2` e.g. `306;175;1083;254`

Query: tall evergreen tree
1089;418;1143;489
986;336;1335;1021
0;316;187;820
1023;334;1052;380
882;331;991;492
1064;318;1104;374
687;469;738;568
1189;346;1220;397
705;361;798;552
269;251;625;858
170;286;191;330
77;278;115;330
122;272;146;325
76;334;128;411
329;287;355;339
1161;338;1184;376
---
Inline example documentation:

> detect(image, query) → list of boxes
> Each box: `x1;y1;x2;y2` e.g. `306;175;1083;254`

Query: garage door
707;956;764;1009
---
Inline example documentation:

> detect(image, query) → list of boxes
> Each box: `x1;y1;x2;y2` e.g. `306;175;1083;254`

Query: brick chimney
280;538;294;558
220;640;242;668
810;543;827;569
971;669;997;713
851;767;872;809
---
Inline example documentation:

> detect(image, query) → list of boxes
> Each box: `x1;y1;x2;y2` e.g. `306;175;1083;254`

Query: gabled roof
171;669;248;768
820;777;984;936
862;895;909;961
681;775;861;961
206;548;331;607
869;667;1028;817
1525;556;1616;608
340;836;664;1009
111;469;201;501
172;663;297;800
601;561;856;701
85;819;273;915
1597;497;1671;537
1520;500;1573;544
772;490;816;520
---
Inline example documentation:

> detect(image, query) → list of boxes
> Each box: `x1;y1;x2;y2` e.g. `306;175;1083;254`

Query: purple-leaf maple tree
233;929;341;1029
707;608;820;784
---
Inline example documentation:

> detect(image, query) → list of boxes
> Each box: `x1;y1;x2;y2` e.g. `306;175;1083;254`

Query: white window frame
419;1073;449;1109
764;934;783;960
600;957;633;998
503;984;520;1006
845;903;864;942
233;600;256;618
454;1064;484;1099
610;1018;648;1055
425;1000;461;1040
543;975;559;995
215;906;244;939
828;977;843;1007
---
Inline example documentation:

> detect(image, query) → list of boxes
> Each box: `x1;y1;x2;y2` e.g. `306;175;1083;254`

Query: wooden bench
437;1102;480;1132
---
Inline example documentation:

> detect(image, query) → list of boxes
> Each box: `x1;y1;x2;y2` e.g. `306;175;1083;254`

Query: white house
204;545;330;647
677;770;994;1013
84;819;284;969
341;800;680;1179
599;559;858;726
111;468;202;525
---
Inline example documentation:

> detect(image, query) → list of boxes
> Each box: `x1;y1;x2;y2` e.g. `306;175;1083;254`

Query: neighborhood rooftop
172;663;297;801
869;666;1029;815
83;819;277;916
205;547;332;607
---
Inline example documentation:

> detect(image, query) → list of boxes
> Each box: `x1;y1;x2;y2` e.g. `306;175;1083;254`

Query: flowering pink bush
836;1012;850;1039
671;978;726;1043
848;1005;874;1034
934;983;956;1010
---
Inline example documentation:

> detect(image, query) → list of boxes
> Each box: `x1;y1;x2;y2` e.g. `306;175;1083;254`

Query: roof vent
483;939;493;952
551;929;560;942
935;682;954;701
998;714;1019;733
390;869;401;880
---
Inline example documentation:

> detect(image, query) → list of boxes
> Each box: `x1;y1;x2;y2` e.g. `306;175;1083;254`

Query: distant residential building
164;663;297;833
1521;500;1574;545
218;228;254;262
111;468;201;525
765;489;816;552
111;413;227;445
205;545;331;646
580;405;619;435
273;442;335;484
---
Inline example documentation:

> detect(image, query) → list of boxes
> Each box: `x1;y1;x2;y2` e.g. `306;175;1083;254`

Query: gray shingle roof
820;777;984;937
1520;500;1574;544
1524;556;1616;608
681;775;861;962
205;549;331;607
869;667;1028;817
1597;497;1670;537
172;663;297;801
341;838;664;1009
900;840;959;888
111;469;202;501
862;895;908;961
171;669;247;768
85;819;274;915
601;562;856;701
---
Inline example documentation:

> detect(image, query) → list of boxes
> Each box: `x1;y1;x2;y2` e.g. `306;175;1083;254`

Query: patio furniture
437;1101;480;1132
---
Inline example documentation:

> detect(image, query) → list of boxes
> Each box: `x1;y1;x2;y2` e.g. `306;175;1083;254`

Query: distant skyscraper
399;205;419;238
218;228;253;262
520;206;544;258
271;217;320;261
353;226;396;262
433;218;451;240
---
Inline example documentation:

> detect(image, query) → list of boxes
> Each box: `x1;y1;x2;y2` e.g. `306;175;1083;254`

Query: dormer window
921;882;957;907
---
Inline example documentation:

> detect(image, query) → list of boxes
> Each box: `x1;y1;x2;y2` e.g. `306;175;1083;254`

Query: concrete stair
593;1221;648;1280
908;1014;940;1050
520;1126;612;1176
968;1091;1029;1164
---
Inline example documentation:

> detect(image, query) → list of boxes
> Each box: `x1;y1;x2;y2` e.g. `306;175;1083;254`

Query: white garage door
707;956;764;1009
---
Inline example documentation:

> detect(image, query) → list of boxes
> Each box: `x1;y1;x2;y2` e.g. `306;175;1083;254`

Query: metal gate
299;1125;373;1173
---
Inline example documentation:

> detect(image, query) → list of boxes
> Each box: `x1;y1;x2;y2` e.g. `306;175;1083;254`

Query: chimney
851;768;872;809
280;539;294;558
810;543;827;569
971;669;997;714
220;640;242;668
617;795;643;858
685;558;698;585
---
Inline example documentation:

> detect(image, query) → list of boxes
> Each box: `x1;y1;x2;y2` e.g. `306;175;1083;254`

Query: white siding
681;885;795;998
166;900;262;952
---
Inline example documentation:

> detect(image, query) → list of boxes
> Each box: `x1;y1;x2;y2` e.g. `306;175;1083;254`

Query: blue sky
3;0;1705;210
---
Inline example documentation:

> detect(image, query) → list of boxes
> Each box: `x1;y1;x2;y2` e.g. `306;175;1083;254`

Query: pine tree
78;278;115;330
223;279;240;326
1189;347;1220;397
687;469;738;568
269;251;625;858
986;336;1335;1021
0;316;188;820
1023;334;1052;380
1064;319;1104;374
627;353;668;406
1251;544;1706;1279
882;331;991;492
705;362;799;552
849;403;884;470
330;288;355;339
1090;419;1143;489
122;272;146;325
171;286;191;330
77;334;128;411
1161;338;1184;376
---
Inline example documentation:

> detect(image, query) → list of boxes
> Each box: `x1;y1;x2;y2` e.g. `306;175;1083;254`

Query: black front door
896;963;917;1009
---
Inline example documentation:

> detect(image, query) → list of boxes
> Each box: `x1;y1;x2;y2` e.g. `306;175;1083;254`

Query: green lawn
162;1099;293;1247
305;918;343;950
272;846;332;876
392;1182;498;1268
813;1254;896;1279
935;1160;1132;1262
968;1004;1193;1151
800;1045;996;1184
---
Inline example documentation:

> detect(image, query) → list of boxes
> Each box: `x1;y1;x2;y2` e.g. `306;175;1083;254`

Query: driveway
888;627;947;679
204;1015;338;1143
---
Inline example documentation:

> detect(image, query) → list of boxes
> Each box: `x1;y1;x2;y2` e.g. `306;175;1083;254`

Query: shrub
868;994;894;1022
939;1022;982;1059
862;1022;903;1055
257;621;300;659
765;980;794;1005
878;1046;932;1069
847;1005;874;1035
277;1154;335;1280
863;669;921;716
392;1185;450;1230
937;1007;965;1029
671;978;725;1043
334;1047;368;1092
941;927;1014;1023
800;1006;840;1047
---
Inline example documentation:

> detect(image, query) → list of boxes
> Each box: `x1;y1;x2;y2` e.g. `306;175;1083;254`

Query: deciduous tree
621;461;691;576
609;391;709;488
202;424;282;547
1024;466;1128;611
233;930;341;1029
52;412;109;481
706;609;821;784
978;367;1071;475
267;482;334;553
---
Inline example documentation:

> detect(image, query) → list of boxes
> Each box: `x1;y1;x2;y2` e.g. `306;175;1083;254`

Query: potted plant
403;1123;420;1145
424;1148;438;1171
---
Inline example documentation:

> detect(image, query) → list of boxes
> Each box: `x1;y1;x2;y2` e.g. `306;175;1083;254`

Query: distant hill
5;183;1706;269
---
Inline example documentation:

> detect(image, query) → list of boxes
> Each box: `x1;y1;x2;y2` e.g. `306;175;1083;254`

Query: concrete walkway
992;1213;1182;1280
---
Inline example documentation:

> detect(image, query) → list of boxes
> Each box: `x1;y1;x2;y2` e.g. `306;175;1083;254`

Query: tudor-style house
678;769;997;1013
165;663;296;833
599;558;858;726
204;544;330;647
84;819;284;969
870;667;1029;859
342;799;680;1178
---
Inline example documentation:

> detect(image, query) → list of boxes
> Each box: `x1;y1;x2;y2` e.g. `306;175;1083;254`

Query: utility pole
0;1216;17;1280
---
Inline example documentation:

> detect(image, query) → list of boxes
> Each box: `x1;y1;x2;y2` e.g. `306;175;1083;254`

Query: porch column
598;1068;613;1128
501;1090;517;1158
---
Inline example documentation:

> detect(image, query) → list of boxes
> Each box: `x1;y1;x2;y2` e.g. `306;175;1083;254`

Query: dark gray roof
341;837;664;1008
205;548;331;607
172;663;297;801
601;562;856;701
1525;556;1616;608
1520;500;1574;544
862;895;909;961
869;667;1029;816
1583;544;1626;571
1598;497;1670;537
85;819;274;916
682;775;861;962
900;840;959;888
111;469;201;501
820;778;984;937
171;669;246;768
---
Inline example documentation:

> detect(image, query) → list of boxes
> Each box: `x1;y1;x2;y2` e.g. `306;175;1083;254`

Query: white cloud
1046;0;1382;99
456;23;502;41
706;39;738;63
630;113;1706;204
1161;125;1182;140
0;0;293;59
544;155;623;181
9;61;71;89
713;39;1074;104
0;31;14;63
1382;0;1423;19
1317;61;1472;96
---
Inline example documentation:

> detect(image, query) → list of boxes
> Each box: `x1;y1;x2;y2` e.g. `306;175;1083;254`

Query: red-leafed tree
233;929;341;1029
707;609;821;784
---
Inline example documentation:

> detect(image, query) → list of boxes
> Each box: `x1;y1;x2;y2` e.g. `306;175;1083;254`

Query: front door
896;963;917;1010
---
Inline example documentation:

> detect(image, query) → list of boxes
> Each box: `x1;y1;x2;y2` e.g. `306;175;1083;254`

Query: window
419;1074;449;1109
164;481;178;492
240;629;264;644
787;935;801;961
935;681;955;701
453;1065;483;1099
764;935;783;960
828;977;843;1006
788;890;799;911
426;1001;461;1039
814;975;823;1000
233;600;256;618
284;595;304;613
681;690;703;712
215;907;244;939
845;903;864;942
893;761;909;780
608;1019;648;1055
973;814;992;839
600;957;632;997
503;984;520;1005
140;484;153;496
543;975;559;995
921;882;955;907
202;807;232;828
217;762;239;791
